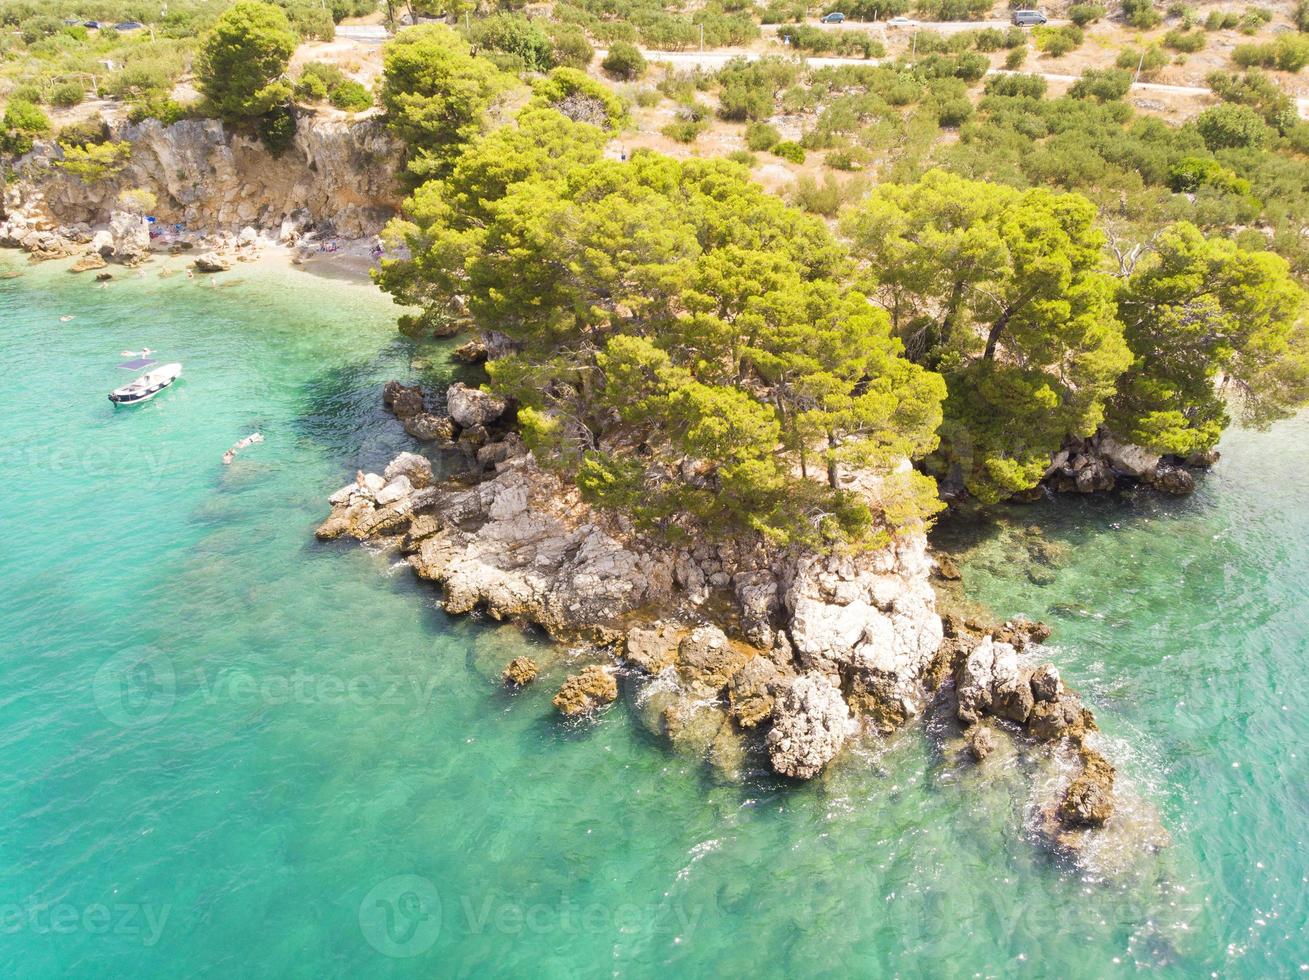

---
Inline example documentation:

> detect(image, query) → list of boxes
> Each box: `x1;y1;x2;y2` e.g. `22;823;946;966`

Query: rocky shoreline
315;371;1170;871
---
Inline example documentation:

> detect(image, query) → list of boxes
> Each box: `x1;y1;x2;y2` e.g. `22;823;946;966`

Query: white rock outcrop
445;382;508;430
766;673;853;779
784;533;944;718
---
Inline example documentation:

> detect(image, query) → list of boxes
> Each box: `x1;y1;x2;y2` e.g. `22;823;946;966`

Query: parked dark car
820;11;846;22
115;21;145;30
1011;9;1047;24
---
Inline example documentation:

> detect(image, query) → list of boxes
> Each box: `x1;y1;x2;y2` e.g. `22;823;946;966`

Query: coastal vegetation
372;27;1309;527
4;0;1309;535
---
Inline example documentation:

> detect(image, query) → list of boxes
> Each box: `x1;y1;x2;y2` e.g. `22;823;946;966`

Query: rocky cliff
2;112;401;252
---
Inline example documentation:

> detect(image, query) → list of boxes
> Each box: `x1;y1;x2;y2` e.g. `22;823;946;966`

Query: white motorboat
109;363;182;405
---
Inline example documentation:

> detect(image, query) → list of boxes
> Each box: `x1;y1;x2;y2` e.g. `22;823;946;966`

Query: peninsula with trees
3;0;1309;869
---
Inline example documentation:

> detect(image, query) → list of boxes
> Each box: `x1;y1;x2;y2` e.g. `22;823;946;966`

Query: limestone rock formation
766;673;852;779
1058;746;1116;827
446;382;508;430
5;116;401;245
783;535;943;725
553;665;617;716
383;452;433;490
502;656;539;687
194;252;231;273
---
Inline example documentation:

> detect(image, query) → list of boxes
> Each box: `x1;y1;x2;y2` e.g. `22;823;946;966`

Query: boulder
401;513;441;552
446;382;508;429
624;623;683;674
383;452;433;489
552;665;617;716
783;535;942;728
374;475;412;507
1058;747;1116;827
676;626;751;695
89;229;114;256
933;553;962;581
1098;434;1160;479
965;725;997;762
1030;663;1062;702
1149;464;1196;495
383;382;424;420
107;211;149;264
955;636;1020;725
766;673;851;779
193;251;231;273
727;655;787;729
404;455;677;638
993;666;1035;724
68;252;107;272
502;656;539;687
450;338;488;364
1028;692;1092;742
403;413;455;442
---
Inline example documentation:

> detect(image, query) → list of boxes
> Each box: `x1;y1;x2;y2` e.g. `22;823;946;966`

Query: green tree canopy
380;24;513;185
195;1;297;121
379;109;944;547
1109;222;1309;454
842;169;1131;502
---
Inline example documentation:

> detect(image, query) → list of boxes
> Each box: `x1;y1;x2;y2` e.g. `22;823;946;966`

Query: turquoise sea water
1;253;1306;978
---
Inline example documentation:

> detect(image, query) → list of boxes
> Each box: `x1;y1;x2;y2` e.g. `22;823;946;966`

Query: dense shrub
602;42;646;80
1205;69;1297;133
127;95;189;125
196;1;297;121
745;120;781;150
330;80;372;110
50;81;85;107
1233;35;1309;73
1163;29;1204;53
471;14;553;73
1116;45;1168;78
1067;3;1106;26
716;57;798;121
1069;67;1133;101
0;99;50;155
54;139;132;181
549;25;594;69
772;140;805;163
1121;0;1161;29
1194;103;1270;150
1033;25;1083;57
984;72;1047;98
1167;156;1251;195
56;118;109;148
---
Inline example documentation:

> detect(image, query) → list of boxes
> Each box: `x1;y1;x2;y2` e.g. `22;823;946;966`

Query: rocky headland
315;365;1169;872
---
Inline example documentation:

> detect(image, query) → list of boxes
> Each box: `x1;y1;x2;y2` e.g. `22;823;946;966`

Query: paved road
334;24;389;42
761;17;1069;33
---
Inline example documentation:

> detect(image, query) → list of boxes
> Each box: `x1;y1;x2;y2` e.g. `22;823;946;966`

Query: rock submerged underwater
315;378;1167;872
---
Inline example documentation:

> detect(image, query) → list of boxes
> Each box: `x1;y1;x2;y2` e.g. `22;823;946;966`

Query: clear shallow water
1;253;1306;978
